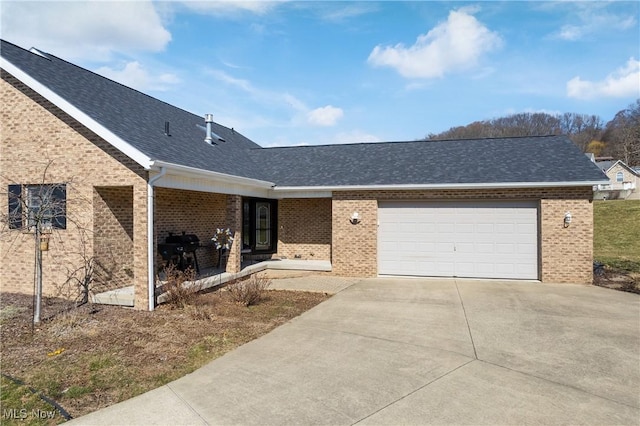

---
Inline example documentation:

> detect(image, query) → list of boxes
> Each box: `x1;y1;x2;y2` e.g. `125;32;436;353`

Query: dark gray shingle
2;39;607;188
249;136;608;186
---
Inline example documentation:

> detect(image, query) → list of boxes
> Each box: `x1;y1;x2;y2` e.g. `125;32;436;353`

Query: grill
157;232;201;273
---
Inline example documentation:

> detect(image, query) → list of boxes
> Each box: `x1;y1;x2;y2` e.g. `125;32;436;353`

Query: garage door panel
378;201;538;280
517;243;536;254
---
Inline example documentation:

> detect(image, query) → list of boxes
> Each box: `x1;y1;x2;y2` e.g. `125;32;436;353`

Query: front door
243;198;277;254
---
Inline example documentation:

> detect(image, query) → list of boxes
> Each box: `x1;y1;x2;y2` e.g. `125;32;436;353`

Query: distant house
593;159;640;200
1;40;609;310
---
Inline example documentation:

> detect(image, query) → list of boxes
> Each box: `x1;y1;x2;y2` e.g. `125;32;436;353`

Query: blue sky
2;1;639;146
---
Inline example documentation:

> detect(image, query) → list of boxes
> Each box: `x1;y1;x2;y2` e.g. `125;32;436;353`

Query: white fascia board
151;160;275;189
154;175;272;198
273;180;611;192
273;190;332;199
1;57;153;169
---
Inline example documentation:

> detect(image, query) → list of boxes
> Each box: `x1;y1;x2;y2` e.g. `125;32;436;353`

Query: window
242;198;277;253
7;184;66;230
616;171;624;182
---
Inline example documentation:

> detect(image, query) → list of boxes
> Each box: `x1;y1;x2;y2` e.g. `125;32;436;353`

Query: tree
426;111;604;152
586;140;606;157
601;99;640;165
2;161;97;324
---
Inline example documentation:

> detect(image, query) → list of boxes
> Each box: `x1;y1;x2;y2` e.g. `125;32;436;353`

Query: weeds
159;264;199;308
184;304;215;321
226;274;271;306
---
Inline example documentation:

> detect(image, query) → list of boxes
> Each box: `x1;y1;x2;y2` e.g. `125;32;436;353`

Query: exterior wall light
350;212;361;225
564;211;572;228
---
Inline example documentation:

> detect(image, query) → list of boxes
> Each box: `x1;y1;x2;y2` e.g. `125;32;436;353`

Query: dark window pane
8;184;22;229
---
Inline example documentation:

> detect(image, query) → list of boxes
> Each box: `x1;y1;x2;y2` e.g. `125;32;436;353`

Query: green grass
0;376;64;425
593;200;640;273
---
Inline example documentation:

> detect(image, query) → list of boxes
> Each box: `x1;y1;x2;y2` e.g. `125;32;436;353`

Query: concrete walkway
70;278;640;425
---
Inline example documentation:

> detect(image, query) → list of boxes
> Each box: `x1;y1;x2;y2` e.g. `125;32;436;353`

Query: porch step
262;259;331;271
91;286;134;307
92;260;332;307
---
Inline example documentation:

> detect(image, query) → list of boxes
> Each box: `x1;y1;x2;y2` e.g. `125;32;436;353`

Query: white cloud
367;8;502;79
1;1;171;61
553;4;637;41
313;3;379;23
180;1;281;16
204;68;309;113
95;62;180;92
567;58;640;99
307;106;344;127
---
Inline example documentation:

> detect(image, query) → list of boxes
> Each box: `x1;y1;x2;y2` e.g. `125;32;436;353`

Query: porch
91;259;332;307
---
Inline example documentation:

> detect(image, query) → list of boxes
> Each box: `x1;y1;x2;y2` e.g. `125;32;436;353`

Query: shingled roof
249;136;607;187
0;39;268;181
1;39;608;189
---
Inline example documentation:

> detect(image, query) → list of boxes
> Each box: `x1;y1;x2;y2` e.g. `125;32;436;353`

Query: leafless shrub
226;274;271;307
160;264;199;309
184;304;215;321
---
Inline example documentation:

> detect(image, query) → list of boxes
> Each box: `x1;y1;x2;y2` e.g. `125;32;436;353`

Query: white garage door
378;201;538;279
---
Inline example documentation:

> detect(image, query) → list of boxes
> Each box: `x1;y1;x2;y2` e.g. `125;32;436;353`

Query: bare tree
427;111;604;151
602;99;640;165
1;161;97;324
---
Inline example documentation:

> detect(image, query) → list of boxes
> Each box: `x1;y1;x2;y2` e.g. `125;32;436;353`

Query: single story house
1;40;609;310
592;158;639;200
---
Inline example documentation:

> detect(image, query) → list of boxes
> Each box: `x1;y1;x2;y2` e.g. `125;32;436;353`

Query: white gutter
1;56;154;169
151;160;275;188
273;180;610;192
147;167;167;311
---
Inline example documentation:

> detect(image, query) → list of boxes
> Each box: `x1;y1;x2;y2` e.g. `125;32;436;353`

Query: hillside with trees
426;99;640;166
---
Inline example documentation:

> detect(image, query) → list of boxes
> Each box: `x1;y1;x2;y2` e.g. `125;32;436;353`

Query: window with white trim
616;171;624;182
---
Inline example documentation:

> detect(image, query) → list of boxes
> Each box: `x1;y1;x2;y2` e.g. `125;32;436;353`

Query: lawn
1;281;329;425
593;199;640;293
593;199;640;273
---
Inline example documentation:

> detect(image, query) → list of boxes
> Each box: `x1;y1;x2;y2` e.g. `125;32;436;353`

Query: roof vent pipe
204;114;214;144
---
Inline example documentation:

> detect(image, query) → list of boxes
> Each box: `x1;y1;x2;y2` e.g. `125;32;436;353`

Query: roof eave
1;56;154;169
273;180;609;192
151;160;275;189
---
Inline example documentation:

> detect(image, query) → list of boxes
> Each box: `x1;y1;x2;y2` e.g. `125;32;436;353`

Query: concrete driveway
72;278;640;425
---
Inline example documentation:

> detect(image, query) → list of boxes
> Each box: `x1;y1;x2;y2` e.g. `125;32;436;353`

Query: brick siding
1;71;150;309
277;198;332;260
332;187;594;284
93;186;134;292
225;195;242;273
155;188;227;272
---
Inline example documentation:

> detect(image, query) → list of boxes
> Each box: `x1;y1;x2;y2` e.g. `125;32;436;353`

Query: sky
1;1;639;147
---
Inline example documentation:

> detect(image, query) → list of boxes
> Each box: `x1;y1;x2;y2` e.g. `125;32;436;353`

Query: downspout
147;167;167;311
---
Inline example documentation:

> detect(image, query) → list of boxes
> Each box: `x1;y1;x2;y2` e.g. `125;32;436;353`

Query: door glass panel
243;201;250;248
255;202;271;250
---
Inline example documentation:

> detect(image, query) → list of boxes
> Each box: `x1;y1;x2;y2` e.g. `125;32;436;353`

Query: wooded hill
426;99;640;166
